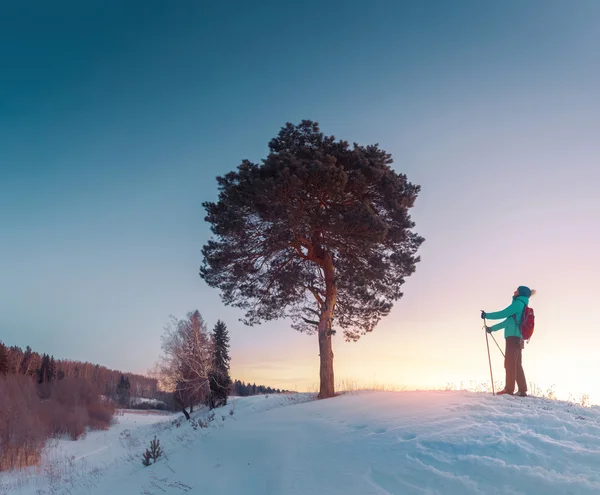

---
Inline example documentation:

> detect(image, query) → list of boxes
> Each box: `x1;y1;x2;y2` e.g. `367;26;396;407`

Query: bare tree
157;311;213;419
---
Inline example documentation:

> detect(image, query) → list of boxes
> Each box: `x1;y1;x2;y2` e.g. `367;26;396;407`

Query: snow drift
3;391;600;494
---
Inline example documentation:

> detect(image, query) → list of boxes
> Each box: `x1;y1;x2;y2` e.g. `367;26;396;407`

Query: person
481;286;536;396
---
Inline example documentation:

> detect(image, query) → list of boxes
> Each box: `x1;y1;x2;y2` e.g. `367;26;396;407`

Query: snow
3;391;600;494
130;397;166;407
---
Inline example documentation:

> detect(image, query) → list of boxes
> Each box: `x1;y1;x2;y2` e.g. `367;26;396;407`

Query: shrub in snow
88;401;116;430
45;377;115;439
141;436;162;466
0;375;46;471
1;374;116;471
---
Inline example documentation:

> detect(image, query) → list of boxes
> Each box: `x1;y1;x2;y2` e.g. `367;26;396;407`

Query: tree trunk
317;323;335;399
317;252;337;399
182;408;190;420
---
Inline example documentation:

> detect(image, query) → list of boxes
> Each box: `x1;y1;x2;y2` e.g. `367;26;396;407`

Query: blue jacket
486;295;529;339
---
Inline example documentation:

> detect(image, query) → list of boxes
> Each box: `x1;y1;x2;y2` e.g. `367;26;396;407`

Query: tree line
0;341;158;400
230;379;291;396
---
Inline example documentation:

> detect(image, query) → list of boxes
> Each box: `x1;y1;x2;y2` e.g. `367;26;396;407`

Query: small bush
40;378;115;440
1;375;117;471
65;407;89;440
88;402;115;431
141;436;162;466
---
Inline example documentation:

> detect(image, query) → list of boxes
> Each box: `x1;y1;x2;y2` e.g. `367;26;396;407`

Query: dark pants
504;336;527;394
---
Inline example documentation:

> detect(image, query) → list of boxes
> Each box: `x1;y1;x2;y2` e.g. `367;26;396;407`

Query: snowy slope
3;391;600;495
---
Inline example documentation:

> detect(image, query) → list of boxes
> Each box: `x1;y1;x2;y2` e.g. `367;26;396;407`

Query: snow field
2;391;600;495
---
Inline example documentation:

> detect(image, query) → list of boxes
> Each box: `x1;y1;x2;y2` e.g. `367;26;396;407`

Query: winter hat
517;286;533;298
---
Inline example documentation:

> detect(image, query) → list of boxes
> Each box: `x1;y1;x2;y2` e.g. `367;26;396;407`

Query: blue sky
2;1;600;398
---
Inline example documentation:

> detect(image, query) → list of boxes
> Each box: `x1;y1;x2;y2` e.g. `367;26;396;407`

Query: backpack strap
512;299;527;335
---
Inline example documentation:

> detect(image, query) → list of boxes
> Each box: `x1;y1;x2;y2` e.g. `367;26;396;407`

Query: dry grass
0;375;116;472
304;378;408;396
0;375;47;471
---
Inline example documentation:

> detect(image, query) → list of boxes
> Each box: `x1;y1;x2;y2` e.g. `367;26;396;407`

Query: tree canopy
201;120;423;397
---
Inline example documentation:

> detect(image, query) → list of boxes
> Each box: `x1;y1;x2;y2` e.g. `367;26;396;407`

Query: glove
486;326;493;334
481;310;487;320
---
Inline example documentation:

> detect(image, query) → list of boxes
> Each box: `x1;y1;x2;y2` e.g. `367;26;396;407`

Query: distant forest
231;379;292;396
0;341;291;400
0;341;158;400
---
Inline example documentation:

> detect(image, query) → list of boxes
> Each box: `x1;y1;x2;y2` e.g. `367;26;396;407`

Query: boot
497;389;514;396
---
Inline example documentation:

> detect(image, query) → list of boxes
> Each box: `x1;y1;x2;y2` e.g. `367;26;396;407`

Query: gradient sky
2;1;599;402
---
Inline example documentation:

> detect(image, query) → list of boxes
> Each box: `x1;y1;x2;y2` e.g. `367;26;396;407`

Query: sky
1;1;600;402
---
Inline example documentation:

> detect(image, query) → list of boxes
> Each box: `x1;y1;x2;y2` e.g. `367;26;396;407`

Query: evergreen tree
38;354;50;384
0;343;8;375
116;374;131;407
200;120;424;398
209;320;231;408
47;356;57;383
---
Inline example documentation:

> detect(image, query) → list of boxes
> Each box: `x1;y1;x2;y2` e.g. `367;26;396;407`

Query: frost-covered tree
200;121;424;398
159;311;212;418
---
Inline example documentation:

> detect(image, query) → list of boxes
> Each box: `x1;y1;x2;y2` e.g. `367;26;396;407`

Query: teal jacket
486;295;529;339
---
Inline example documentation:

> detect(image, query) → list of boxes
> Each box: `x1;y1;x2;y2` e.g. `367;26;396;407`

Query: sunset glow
2;2;599;405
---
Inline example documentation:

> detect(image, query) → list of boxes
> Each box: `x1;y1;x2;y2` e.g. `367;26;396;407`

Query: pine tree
38;354;50;384
209;320;231;408
116;374;131;407
47;356;56;383
200;120;424;398
0;343;8;375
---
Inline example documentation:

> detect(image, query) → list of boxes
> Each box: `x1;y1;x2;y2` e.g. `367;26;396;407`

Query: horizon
2;2;600;404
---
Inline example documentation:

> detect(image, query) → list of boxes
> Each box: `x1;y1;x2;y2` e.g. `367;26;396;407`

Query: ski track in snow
2;391;600;495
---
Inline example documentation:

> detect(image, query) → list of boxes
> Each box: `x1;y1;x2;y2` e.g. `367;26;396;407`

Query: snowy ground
130;397;166;407
2;391;600;495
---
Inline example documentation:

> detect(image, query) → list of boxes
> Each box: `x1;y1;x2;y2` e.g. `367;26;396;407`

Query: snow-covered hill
3;391;600;494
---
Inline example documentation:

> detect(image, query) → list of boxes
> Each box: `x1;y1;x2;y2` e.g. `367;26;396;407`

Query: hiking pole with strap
482;315;495;396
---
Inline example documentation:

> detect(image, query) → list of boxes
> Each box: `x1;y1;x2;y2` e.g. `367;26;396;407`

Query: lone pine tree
201;121;423;398
209;320;231;408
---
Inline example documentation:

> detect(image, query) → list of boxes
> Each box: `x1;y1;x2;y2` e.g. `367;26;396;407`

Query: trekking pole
483;315;495;396
490;333;505;358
